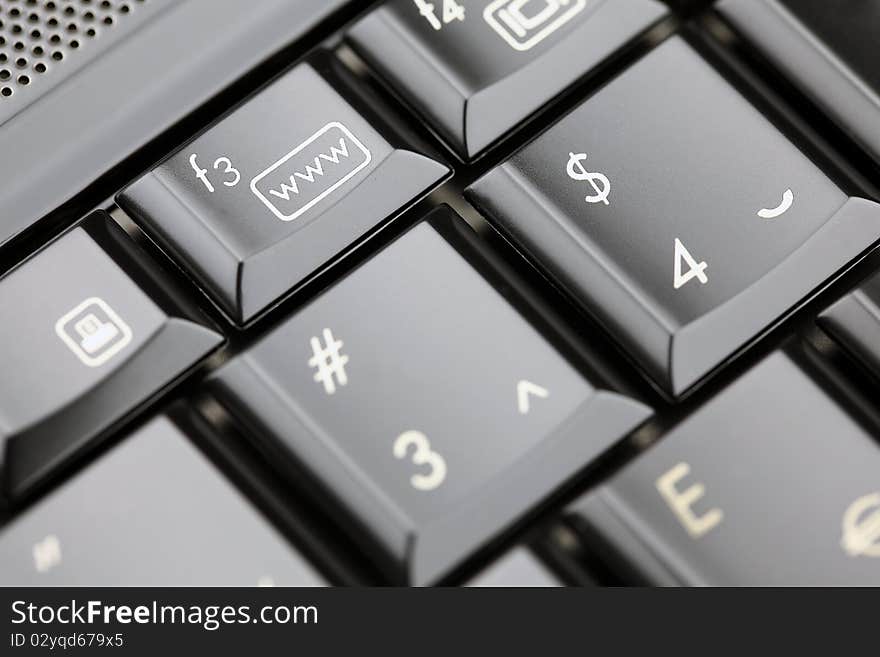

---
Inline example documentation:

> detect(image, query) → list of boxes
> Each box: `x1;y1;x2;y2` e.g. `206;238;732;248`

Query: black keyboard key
717;0;880;167
467;547;561;586
118;61;448;324
0;213;221;500
775;0;880;92
208;207;651;584
0;0;355;251
347;0;666;158
819;272;880;379
566;352;880;585
0;416;324;585
467;37;880;396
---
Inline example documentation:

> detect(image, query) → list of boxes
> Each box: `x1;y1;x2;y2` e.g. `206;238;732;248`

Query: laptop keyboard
1;0;879;586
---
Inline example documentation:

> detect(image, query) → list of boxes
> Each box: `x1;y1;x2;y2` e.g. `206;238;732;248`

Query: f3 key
119;59;448;324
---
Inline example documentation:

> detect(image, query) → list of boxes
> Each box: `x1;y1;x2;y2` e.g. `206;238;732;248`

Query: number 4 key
673;238;708;290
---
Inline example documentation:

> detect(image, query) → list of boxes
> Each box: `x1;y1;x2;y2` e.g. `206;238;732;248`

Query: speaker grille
0;0;151;123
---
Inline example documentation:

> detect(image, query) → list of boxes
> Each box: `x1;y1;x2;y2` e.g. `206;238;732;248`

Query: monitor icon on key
55;297;133;367
483;0;587;52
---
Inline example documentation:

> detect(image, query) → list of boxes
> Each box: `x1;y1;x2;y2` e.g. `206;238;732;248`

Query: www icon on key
250;122;372;222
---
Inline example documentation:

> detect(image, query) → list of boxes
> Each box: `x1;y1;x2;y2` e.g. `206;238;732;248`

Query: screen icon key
55;297;133;367
483;0;588;52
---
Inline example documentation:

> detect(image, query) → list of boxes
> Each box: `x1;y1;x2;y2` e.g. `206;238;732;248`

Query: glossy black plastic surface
0;213;222;500
0;416;324;585
568;352;880;585
209;207;651;584
348;0;666;158
119;61;448;323
468;37;880;396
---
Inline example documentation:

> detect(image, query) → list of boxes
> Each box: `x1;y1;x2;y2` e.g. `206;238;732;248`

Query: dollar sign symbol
566;152;611;206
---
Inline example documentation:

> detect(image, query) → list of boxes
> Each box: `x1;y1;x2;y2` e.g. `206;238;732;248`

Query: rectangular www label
250;122;372;222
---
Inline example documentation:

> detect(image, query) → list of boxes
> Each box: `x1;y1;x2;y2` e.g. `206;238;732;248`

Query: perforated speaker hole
0;0;147;100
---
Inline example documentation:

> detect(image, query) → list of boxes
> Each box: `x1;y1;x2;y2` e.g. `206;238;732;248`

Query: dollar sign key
566;152;611;206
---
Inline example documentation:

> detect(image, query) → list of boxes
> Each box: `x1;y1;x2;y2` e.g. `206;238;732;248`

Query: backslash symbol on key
308;328;350;395
250;122;371;222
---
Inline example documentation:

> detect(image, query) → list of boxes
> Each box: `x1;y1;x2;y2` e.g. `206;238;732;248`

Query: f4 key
348;0;667;159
